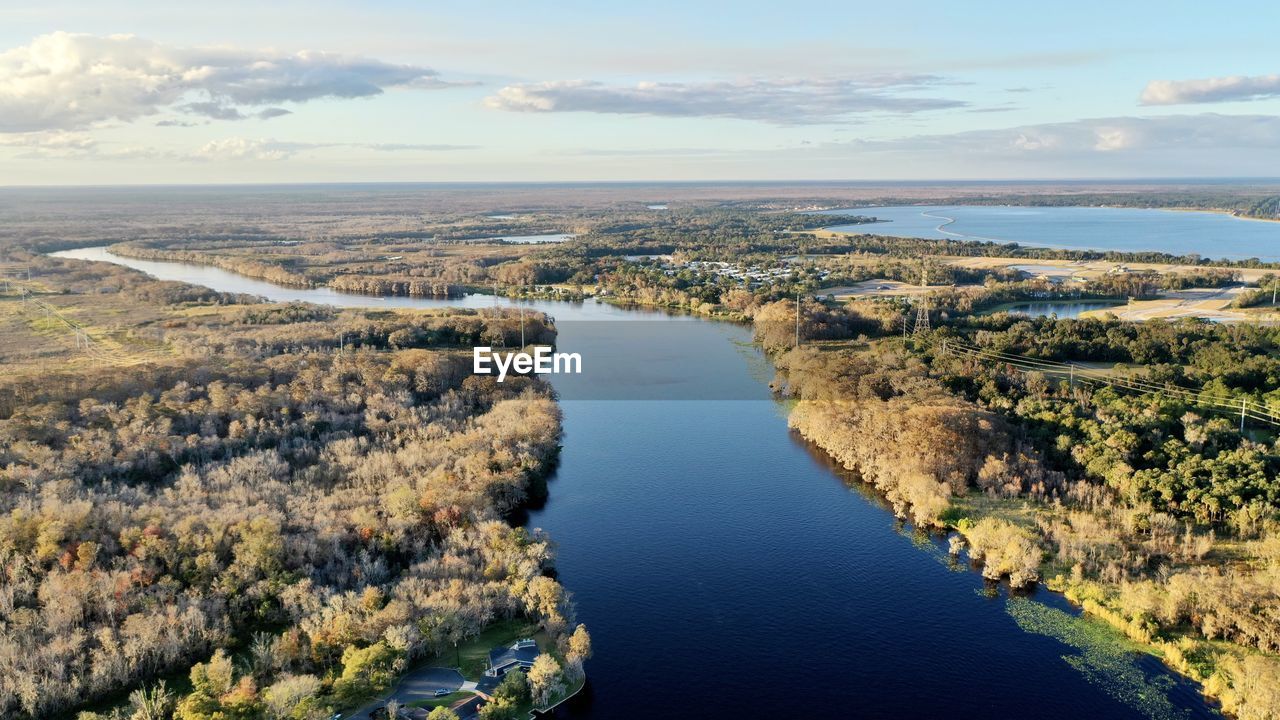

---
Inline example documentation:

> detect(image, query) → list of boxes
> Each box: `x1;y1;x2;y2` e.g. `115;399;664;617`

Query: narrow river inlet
54;247;1218;719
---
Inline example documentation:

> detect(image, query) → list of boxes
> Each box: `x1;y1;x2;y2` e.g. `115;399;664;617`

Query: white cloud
483;76;965;125
851;113;1280;157
1141;74;1280;105
190;138;480;161
193;138;294;161
0;131;175;160
0;131;97;152
0;32;465;132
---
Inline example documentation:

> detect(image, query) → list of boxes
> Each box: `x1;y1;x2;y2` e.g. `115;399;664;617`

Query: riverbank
44;245;1227;720
769;333;1279;720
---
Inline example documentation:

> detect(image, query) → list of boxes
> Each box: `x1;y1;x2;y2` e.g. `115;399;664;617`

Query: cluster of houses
640;258;831;288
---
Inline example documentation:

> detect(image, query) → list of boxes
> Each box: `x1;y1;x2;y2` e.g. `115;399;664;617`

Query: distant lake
815;205;1280;260
984;300;1126;318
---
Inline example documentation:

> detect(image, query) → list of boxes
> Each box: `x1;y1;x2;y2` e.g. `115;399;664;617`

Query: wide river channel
54;247;1218;720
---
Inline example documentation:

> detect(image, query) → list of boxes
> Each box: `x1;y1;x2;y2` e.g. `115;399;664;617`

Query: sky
2;0;1280;184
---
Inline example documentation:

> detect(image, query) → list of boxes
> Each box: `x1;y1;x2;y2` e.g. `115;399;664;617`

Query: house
484;639;540;678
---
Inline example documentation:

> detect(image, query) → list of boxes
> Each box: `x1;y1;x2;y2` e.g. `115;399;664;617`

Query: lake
815;204;1280;260
984;300;1126;318
53;246;1218;719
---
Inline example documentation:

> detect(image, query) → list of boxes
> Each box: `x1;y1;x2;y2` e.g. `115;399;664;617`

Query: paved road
346;667;466;720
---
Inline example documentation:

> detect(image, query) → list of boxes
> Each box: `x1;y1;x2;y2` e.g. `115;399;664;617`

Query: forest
5;185;1280;719
750;297;1280;720
0;255;580;720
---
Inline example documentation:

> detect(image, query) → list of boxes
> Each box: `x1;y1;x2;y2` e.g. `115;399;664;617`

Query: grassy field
0;289;171;371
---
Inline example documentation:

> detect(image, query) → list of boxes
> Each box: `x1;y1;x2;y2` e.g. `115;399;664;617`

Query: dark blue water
53;247;1216;720
817;204;1280;260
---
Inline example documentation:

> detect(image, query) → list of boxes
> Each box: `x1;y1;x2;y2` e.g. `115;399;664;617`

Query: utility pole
520;304;526;348
913;259;930;334
795;291;801;348
1241;397;1248;433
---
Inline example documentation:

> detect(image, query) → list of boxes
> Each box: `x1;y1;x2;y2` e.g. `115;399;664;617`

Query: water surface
984;300;1126;318
817;204;1280;260
52;247;1217;719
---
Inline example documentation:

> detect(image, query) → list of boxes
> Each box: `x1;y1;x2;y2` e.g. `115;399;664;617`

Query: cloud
190;138;479;161
0;132;477;162
365;142;480;151
0;131;97;152
0;32;466;132
193;138;295;161
178;102;294;121
1141;74;1280;105
0;131;174;160
842;113;1280;157
483;76;965;125
557;147;732;157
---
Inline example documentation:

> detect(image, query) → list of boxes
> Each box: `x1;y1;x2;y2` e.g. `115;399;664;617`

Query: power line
932;336;1280;430
914;258;930;334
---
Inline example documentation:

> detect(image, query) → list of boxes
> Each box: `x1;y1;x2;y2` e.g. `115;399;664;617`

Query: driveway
345;667;466;719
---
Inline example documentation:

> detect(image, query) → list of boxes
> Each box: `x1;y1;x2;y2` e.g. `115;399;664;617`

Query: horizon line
5;176;1280;191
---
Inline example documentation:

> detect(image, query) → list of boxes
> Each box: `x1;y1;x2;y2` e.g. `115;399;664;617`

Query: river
815;204;1280;260
53;247;1217;719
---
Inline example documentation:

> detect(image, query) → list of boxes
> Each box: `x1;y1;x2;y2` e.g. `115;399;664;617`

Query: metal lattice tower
913;260;930;333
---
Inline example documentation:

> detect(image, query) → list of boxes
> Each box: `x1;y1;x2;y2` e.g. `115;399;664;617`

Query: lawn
444;618;547;680
408;691;472;709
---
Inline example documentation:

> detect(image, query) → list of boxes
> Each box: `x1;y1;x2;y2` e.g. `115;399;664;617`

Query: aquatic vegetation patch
1007;598;1197;720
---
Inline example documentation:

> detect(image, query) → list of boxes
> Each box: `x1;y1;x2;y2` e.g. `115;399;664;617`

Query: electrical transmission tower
913;259;930;333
